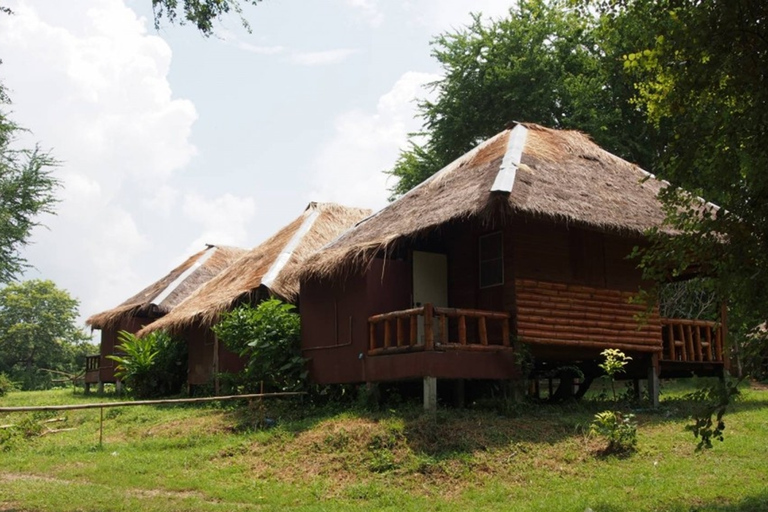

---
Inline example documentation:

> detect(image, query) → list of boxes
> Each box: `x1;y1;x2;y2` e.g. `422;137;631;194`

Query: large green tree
606;0;768;352
0;83;58;283
388;0;662;197
0;279;92;389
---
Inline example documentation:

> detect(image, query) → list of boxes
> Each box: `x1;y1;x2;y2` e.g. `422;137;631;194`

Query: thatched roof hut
300;123;669;281
139;202;371;335
86;245;247;330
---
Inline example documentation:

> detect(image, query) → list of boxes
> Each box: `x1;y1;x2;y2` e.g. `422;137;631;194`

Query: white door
412;251;448;344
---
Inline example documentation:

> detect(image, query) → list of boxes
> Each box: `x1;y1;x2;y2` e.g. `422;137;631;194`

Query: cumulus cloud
0;0;255;321
308;71;439;210
344;0;384;27
290;48;361;66
181;192;257;253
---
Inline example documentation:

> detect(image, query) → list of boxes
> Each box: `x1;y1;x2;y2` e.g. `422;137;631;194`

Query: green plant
107;330;187;398
213;299;305;392
589;410;638;455
0;372;14;396
685;375;742;450
599;348;632;401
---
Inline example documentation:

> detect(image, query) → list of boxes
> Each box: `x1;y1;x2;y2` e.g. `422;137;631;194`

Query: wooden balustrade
660;318;723;363
368;304;511;355
85;355;101;372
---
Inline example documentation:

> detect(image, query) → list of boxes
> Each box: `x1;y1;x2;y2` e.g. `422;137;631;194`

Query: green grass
1;382;767;511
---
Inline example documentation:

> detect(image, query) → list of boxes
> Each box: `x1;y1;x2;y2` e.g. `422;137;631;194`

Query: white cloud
308;71;439;210
0;0;198;320
291;48;361;66
181;192;257;253
237;42;286;55
402;0;513;31
345;0;384;27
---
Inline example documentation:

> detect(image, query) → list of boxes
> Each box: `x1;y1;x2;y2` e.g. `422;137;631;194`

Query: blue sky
0;0;513;325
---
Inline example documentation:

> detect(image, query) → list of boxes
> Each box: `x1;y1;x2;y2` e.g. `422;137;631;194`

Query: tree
608;0;768;346
0;82;58;283
388;0;663;197
213;299;305;392
151;0;262;36
0;279;92;390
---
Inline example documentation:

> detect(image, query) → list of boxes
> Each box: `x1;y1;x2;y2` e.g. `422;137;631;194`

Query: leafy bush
590;410;637;455
213;299;305;392
0;372;14;396
107;330;187;398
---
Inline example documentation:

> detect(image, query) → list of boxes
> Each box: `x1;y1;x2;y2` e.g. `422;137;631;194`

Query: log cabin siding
515;279;662;353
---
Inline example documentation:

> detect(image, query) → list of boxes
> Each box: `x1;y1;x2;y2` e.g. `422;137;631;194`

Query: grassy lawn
1;381;766;511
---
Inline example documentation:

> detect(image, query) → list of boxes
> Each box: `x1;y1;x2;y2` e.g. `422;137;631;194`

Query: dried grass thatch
301;123;669;281
138;202;371;335
86;245;247;330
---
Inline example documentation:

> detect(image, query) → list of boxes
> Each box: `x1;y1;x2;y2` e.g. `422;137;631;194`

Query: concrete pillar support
423;376;437;411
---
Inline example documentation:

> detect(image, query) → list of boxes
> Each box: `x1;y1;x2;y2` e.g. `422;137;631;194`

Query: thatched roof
301;123;670;280
86;245;247;329
138;202;371;335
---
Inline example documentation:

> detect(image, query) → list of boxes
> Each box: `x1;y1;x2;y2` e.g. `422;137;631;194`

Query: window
479;232;504;288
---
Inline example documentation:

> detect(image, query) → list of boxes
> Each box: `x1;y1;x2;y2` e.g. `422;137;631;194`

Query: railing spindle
693;325;702;362
478;317;488;346
396;317;404;347
424;303;434;351
458;315;467;345
410;314;418;346
667;324;675;360
384;320;391;348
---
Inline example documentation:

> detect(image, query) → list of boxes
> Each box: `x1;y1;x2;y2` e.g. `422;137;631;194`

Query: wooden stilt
648;354;660;408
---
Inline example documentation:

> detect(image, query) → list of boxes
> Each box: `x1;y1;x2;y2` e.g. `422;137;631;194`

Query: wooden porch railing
368;304;511;355
661;318;723;363
85;355;101;373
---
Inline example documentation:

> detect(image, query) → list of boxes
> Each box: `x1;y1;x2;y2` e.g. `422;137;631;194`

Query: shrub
0;372;14;396
590;410;637;455
108;330;187;398
213;299;304;392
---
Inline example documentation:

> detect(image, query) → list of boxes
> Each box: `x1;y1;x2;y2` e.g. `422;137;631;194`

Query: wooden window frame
479;231;504;289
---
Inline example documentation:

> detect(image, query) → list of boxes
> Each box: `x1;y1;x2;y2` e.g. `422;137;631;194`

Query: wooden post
424;304;434;351
454;379;465;408
409;315;418;346
396;318;404;347
423;376;437;412
213;334;220;396
478;317;488;346
667;324;675;360
647;354;660;408
693;325;703;362
369;321;376;351
458;315;467;346
383;320;391;348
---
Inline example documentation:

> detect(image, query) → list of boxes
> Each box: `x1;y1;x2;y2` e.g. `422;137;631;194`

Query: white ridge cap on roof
151;245;218;307
491;123;527;193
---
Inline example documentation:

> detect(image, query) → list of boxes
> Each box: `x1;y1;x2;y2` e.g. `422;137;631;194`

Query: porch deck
368;304;725;371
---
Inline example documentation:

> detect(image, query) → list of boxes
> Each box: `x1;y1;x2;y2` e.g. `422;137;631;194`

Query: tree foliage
151;0;262;35
0;83;58;283
0;280;92;390
213;299;305;392
388;0;662;197
607;0;768;344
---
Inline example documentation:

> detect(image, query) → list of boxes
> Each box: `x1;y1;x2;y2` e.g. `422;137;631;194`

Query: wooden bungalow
139;202;371;391
84;244;247;392
298;123;727;408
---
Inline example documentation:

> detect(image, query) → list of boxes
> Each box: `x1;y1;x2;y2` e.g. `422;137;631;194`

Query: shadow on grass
695;492;768;511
